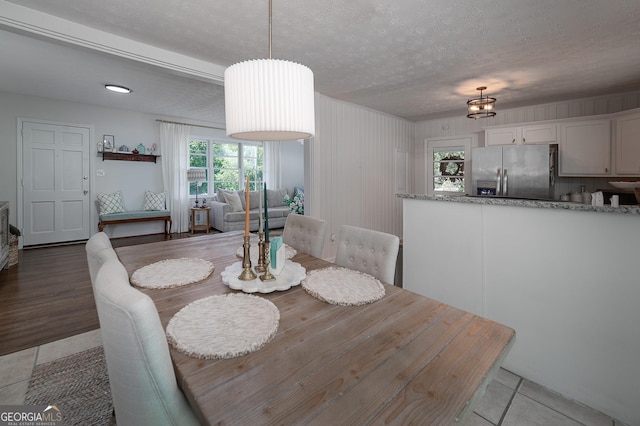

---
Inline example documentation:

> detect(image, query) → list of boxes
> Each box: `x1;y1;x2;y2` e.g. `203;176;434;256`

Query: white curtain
264;141;281;189
160;123;191;233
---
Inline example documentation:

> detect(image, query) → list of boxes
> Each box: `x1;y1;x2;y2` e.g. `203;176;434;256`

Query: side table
190;206;210;235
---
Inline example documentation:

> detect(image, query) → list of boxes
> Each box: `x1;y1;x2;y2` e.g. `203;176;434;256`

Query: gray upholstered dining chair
85;231;117;288
94;258;200;426
334;225;400;284
282;214;328;258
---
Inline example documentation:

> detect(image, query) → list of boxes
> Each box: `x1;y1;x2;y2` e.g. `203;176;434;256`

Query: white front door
22;121;91;246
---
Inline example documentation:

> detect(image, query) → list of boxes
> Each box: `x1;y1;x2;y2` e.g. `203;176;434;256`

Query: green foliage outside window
433;149;465;193
188;140;263;196
213;143;240;193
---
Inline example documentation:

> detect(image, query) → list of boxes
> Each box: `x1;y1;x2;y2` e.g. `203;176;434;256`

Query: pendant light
467;86;496;119
224;0;315;141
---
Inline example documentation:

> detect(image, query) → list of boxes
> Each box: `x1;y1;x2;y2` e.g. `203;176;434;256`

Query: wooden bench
98;210;172;234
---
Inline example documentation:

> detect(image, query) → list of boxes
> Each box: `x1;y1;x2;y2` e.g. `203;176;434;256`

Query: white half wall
403;197;640;425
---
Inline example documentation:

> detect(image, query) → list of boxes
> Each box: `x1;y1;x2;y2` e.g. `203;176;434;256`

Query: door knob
83;190;89;195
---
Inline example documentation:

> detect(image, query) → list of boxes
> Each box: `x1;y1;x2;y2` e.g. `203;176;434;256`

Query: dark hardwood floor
0;232;193;356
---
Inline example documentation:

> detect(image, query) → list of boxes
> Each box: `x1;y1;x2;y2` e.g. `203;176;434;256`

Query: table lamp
187;169;207;207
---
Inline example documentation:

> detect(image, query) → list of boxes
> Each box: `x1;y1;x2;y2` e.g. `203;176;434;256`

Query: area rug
302;266;385;306
166;293;280;359
25;346;113;426
131;258;214;289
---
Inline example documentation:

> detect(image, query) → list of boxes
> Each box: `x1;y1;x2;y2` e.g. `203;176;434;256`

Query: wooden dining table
115;231;515;425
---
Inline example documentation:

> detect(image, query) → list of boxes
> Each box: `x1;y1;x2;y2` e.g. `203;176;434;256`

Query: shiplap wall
309;93;414;259
414;91;640;193
307;90;640;259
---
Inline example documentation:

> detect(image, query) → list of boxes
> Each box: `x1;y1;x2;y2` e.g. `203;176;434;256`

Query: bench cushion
100;210;171;221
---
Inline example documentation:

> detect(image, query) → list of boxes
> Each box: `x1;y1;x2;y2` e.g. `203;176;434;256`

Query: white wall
413;91;640;194
0;91;307;241
280;141;304;191
309;94;414;259
0;90;167;240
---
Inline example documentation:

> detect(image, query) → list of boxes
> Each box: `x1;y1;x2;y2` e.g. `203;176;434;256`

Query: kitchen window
426;136;474;196
188;139;263;197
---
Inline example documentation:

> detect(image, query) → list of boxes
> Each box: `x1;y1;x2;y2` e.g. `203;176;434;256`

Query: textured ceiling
1;0;639;123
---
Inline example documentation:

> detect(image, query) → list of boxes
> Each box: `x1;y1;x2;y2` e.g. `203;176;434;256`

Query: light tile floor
0;330;630;425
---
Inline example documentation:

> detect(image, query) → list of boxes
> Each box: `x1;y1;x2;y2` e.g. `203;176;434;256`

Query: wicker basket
9;234;19;266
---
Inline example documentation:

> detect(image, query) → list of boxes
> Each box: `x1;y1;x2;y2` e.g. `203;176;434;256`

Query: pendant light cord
268;0;272;59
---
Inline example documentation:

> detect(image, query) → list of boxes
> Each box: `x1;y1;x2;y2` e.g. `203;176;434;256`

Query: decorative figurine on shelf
201;198;207;208
137;143;146;154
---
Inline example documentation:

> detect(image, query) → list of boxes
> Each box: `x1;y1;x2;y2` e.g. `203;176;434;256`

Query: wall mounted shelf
101;151;160;163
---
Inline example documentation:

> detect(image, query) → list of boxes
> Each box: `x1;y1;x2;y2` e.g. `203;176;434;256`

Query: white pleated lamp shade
224;58;315;141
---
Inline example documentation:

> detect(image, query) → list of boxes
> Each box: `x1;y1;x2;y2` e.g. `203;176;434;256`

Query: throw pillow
248;191;261;210
97;191;125;215
143;191;166;211
236;190;261;211
221;190;244;212
267;188;289;207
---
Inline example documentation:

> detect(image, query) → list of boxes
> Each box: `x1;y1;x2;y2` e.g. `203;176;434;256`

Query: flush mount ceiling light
105;84;132;94
467;86;496;119
224;0;315;141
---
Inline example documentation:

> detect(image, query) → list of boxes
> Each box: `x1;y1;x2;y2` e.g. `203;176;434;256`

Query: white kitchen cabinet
559;119;610;176
486;127;520;146
615;112;640;175
485;123;556;146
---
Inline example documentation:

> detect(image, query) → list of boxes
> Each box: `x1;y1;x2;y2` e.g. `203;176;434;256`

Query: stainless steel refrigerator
471;144;557;200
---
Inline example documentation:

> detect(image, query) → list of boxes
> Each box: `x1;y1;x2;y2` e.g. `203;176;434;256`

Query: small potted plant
283;191;304;215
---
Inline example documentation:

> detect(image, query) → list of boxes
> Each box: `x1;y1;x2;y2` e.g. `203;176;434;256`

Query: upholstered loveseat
210;188;291;232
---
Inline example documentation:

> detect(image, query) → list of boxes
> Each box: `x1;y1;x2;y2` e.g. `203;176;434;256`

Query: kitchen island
399;194;640;425
400;193;640;214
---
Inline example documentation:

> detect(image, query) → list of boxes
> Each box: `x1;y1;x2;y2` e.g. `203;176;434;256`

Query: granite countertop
396;193;640;215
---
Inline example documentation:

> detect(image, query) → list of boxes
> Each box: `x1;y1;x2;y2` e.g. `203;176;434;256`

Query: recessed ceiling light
105;84;132;94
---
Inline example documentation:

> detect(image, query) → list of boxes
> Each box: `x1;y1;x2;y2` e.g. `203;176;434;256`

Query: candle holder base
239;267;258;281
259;270;276;281
238;236;257;281
260;244;276;281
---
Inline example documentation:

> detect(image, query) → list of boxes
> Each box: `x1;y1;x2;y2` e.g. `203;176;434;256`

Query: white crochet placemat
302;266;385;306
131;258;214;289
235;243;297;262
166;293;280;359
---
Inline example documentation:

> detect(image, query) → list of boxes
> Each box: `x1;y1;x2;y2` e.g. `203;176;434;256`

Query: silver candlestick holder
259;243;275;281
238;235;257;281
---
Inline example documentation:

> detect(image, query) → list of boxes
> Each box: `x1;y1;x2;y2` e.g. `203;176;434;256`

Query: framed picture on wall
103;135;114;150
